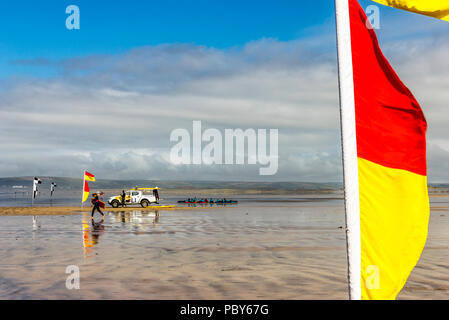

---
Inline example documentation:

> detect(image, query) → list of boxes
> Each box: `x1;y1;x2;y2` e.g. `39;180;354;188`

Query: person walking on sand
91;193;104;220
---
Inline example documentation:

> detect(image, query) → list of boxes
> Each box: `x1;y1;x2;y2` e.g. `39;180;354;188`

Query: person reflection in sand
91;219;105;244
153;210;160;226
82;217;105;258
32;216;40;231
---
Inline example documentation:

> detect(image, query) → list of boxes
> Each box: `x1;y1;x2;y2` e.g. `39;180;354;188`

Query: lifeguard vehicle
108;187;160;208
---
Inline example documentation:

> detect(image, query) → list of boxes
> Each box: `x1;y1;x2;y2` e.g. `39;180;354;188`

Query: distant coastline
0;176;342;195
0;176;448;196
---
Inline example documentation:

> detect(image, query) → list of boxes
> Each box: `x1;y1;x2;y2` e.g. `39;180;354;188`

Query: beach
0;195;448;299
0;205;201;216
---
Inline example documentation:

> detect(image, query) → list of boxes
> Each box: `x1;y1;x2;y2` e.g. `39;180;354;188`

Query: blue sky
0;0;401;77
1;1;449;181
0;1;329;74
2;1;331;48
1;0;445;78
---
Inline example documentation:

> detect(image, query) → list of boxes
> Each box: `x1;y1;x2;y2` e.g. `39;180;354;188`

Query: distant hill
2;177;448;197
430;184;449;189
0;176;342;193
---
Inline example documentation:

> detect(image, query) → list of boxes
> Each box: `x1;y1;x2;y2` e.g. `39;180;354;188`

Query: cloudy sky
0;0;448;182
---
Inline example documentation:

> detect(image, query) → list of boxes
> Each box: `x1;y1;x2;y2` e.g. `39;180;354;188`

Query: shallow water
0;198;448;299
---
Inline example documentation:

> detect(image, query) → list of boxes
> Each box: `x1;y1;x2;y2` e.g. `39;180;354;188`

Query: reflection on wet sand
82;216;105;258
82;211;162;257
32;216;40;231
109;210;160;227
1;198;449;299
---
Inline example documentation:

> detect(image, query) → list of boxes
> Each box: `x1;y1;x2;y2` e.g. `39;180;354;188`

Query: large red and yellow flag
335;0;430;300
82;171;95;202
373;0;449;22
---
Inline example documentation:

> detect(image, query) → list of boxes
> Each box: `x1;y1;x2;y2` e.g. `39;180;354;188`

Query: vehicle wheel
141;199;149;208
111;200;120;208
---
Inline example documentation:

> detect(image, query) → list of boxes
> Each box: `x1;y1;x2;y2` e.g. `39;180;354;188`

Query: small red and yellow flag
373;0;449;22
82;171;95;203
84;171;95;182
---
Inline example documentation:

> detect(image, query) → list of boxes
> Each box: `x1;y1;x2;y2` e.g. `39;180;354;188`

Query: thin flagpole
31;179;34;207
81;170;85;209
335;0;361;300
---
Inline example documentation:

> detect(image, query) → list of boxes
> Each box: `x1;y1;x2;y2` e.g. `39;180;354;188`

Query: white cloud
1;22;449;182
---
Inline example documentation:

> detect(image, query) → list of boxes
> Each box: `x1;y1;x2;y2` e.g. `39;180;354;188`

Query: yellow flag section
373;0;449;21
358;158;429;299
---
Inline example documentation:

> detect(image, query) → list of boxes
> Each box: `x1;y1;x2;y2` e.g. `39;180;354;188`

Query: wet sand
0;205;210;216
0;198;449;299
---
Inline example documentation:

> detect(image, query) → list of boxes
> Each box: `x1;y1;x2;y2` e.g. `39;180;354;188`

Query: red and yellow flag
351;0;429;299
82;171;95;203
336;0;430;300
84;171;95;182
373;0;449;22
82;180;90;203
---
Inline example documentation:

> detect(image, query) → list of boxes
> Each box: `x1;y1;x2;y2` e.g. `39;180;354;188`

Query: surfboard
150;205;175;208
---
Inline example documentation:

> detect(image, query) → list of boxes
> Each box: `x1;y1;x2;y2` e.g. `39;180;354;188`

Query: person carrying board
91;193;104;220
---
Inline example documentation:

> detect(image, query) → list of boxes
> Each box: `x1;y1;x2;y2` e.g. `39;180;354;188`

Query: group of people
183;198;228;203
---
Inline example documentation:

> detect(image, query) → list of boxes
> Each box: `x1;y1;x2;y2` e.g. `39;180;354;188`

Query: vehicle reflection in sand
82;211;160;258
109;210;160;227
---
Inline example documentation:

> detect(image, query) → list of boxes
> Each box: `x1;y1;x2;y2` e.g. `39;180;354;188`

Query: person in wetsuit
153;189;159;204
121;190;126;207
91;193;104;220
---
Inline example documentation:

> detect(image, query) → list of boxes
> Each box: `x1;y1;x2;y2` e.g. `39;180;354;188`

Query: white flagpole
81;170;85;209
335;0;361;300
31;179;35;207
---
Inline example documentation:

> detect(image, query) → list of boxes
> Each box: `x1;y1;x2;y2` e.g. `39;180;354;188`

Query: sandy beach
0;196;448;299
0;205;206;216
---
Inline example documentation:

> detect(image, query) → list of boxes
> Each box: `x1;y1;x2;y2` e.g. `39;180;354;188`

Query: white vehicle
108;187;160;208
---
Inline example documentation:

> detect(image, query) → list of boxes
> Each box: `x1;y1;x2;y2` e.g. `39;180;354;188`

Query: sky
1;0;449;182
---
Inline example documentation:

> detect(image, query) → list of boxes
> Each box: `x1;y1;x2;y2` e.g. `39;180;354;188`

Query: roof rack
132;187;160;191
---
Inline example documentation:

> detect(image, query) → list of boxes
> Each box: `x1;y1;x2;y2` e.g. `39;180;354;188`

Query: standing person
153;188;159;204
32;177;42;200
91;193;104;220
50;182;57;197
121;190;126;207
